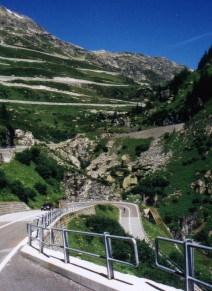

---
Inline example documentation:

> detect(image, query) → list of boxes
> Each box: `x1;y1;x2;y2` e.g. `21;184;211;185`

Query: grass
114;137;152;161
0;156;65;208
0;45;130;85
67;204;119;264
159;125;212;219
0;103;134;143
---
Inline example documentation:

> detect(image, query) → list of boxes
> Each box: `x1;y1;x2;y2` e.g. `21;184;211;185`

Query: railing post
104;232;114;279
62;229;70;264
50;228;54;246
50;210;53;223
39;227;44;253
41;215;45;227
27;223;32;246
184;239;194;291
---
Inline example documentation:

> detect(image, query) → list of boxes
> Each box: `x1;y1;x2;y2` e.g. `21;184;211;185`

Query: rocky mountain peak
0;6;46;35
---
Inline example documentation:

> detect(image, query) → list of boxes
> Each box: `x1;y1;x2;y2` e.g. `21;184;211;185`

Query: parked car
41;202;53;211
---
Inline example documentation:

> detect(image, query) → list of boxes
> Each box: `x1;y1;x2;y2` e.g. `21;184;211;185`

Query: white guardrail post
155;236;212;291
184;239;194;291
39;227;44;253
103;232;114;280
62;229;70;264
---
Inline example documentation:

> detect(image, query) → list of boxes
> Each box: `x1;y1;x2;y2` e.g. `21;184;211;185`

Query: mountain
0;5;185;85
0;6;211;286
0;4;211;247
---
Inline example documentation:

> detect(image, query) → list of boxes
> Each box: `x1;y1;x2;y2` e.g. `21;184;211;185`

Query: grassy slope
0;149;65;208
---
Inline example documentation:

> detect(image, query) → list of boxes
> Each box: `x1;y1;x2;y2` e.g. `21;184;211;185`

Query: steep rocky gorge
48;133;173;203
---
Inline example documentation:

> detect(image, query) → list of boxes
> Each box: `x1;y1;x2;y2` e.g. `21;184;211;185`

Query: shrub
34;182;48;195
135;143;149;156
9;180;36;203
35;154;64;182
0;170;7;188
15;149;31;166
85;215;133;261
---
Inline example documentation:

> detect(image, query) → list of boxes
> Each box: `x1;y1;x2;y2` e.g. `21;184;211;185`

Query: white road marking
0;213;41;230
0;248;13;253
0;237;28;272
124;205;132;234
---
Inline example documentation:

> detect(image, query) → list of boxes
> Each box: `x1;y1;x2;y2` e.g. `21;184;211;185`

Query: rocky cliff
89;50;184;84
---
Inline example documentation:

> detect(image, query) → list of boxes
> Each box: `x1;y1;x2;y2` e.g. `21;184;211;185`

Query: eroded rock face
191;170;212;195
64;172;121;202
48;134;94;169
123;174;138;190
89;51;185;84
137;138;172;173
172;214;197;239
15;129;35;146
50;135;173;202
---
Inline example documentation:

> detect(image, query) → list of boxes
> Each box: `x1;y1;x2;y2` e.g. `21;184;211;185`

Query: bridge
0;202;211;291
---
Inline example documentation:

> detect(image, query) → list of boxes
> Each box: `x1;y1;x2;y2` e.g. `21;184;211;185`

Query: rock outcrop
48;134;94;169
64;172;121;202
191;170;212;195
138;138;172;173
49;134;173;202
15;129;35;146
90;51;185;84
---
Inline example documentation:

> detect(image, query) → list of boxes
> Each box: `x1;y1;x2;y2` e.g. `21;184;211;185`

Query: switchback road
112;202;148;241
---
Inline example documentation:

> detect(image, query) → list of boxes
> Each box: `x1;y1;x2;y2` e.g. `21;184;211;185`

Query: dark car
41;202;53;211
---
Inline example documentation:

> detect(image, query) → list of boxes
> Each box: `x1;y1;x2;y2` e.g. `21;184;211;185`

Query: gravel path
113;123;184;139
0;99;135;107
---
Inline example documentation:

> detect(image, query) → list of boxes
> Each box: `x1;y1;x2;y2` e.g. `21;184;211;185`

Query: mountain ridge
0;5;186;85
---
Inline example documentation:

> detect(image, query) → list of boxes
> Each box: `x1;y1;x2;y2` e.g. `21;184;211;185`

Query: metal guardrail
155;236;212;291
27;204;91;248
27;207;139;280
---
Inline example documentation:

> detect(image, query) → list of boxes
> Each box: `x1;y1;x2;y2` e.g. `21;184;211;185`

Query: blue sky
0;0;211;69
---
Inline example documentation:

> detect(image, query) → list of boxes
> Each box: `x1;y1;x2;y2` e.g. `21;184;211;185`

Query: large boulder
15;129;35;146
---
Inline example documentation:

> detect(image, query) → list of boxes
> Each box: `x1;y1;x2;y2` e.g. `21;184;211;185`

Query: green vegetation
115;137;152;161
0;103;133;143
0;45;129;85
0;146;65;207
130;175;169;204
0;103;15;146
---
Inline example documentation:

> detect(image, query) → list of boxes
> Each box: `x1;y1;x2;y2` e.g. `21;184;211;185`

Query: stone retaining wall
0;201;30;215
45;205;95;247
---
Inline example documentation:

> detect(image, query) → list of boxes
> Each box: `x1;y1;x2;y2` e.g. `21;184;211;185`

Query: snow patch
6;8;23;19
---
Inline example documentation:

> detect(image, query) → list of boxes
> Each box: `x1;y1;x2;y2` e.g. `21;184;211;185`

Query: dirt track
113;123;184;139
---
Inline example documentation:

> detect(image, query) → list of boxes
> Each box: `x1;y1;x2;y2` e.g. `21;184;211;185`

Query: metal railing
155;236;212;291
27;222;139;280
31;203;92;227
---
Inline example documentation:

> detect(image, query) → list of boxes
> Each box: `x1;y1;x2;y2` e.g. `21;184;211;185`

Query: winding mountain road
0;98;135;107
112;202;148;241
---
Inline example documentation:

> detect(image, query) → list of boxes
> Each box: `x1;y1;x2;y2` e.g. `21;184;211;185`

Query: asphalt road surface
112;202;147;241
